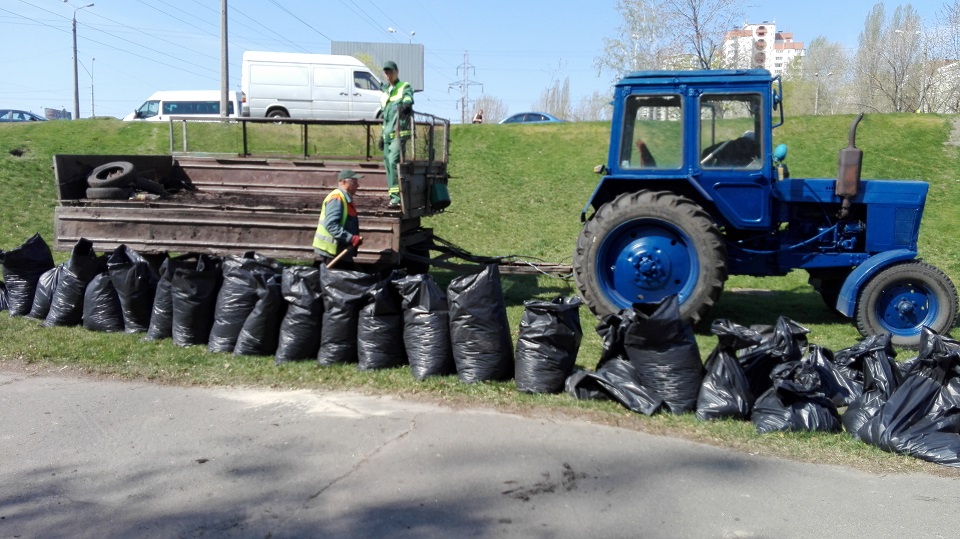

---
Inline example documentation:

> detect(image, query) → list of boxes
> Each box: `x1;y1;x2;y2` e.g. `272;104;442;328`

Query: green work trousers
383;137;406;202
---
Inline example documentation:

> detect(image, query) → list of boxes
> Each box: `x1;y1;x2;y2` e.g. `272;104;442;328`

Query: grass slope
1;114;959;473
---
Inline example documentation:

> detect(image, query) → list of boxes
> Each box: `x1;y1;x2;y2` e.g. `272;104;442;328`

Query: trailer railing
166;114;450;166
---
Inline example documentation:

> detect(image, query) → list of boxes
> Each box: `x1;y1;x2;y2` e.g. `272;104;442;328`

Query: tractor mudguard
836;249;917;316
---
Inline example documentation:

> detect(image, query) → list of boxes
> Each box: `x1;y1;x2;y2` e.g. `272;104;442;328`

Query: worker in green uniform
379;60;414;209
313;169;363;267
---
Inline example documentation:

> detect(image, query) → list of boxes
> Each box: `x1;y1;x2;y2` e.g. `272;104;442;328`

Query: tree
927;0;960;112
472;95;508;124
594;0;743;82
571;91;614;122
853;3;925;112
783;36;851;116
533;77;572;119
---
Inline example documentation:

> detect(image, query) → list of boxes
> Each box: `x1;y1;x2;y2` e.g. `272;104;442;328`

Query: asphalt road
2;368;959;539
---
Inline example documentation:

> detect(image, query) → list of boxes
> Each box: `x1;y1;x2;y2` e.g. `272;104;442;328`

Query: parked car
498;112;565;124
0;109;48;122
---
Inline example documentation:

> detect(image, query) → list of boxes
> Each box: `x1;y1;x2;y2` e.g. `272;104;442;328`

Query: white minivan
123;90;241;121
241;51;382;120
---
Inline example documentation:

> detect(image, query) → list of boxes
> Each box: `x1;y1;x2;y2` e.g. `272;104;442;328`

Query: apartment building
723;22;805;76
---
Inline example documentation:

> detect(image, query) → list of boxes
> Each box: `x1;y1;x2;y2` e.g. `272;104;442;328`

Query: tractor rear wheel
855;260;959;349
573;190;727;324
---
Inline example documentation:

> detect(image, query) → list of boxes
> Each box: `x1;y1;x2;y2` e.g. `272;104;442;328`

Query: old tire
86;187;133;200
87;161;136;188
573;190;727;324
855;260;959;349
133;176;165;195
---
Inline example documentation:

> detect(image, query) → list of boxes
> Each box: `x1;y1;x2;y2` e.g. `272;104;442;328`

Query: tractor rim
596;218;699;310
874;280;940;336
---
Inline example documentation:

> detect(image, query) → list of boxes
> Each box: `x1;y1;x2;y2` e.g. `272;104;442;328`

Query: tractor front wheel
573;190;727;324
855;260;959;348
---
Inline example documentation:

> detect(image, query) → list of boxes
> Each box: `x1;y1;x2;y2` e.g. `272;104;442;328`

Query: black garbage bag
27;266;62;320
357;272;407;371
751;360;843;434
0;281;7;312
853;329;960;466
565;359;664;415
623;296;703;414
144;254;206;341
208;253;282;354
515;297;583;394
107;245;159;333
45;239;105;327
235;273;286;357
447;264;514;383
318;265;378;366
739;316;810;398
82;272;124;332
393;273;454;379
275;266;323;363
696;319;759;421
170;255;222;347
806;344;863;407
841;333;903;438
0;233;56;316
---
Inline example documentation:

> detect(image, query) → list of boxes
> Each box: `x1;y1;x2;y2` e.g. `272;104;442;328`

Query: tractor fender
836;249;918;316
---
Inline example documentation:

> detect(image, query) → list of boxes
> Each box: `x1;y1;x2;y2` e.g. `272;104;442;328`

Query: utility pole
448;51;483;124
220;0;229;117
66;1;94;120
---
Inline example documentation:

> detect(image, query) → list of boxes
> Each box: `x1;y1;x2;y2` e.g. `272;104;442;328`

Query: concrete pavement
2;368;959;538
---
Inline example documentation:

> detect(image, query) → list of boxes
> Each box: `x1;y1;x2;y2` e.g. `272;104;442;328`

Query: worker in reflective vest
379;60;414;208
313;169;363;266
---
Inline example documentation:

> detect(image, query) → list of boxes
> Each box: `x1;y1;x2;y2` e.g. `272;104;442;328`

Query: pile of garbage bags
1;235;588;388
4;234;959;467
564;299;960;467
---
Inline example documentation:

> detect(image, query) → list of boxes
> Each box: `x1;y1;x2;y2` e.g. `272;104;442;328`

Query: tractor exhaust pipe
835;113;865;219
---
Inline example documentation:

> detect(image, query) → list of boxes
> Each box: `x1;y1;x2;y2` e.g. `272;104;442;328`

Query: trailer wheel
86;187;133;200
573;190;727;324
87;161;136;188
855;260;959;348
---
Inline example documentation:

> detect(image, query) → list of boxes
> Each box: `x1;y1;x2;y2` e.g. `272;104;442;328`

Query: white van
123;90;241;121
241;52;382;120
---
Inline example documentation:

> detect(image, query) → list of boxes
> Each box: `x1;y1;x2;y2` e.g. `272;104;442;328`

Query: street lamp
387;27;415;43
65;1;94;120
79;57;95;118
814;71;832;115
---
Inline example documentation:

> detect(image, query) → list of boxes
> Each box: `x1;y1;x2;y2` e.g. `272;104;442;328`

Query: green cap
338;169;363;181
383;60;398;71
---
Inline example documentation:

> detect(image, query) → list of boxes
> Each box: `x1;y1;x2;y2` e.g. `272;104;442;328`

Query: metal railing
166;114;450;165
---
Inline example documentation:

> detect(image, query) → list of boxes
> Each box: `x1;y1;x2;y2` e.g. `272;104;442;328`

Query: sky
0;0;947;122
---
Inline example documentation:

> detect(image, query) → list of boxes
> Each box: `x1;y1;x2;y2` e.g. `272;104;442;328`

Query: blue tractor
572;69;958;348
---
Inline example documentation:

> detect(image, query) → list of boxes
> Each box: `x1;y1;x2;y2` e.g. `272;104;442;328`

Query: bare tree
783;36;851;115
854;3;925;112
533;77;572;119
661;0;743;69
571;91;614;122
472;95;508;124
927;0;960;112
595;0;672;81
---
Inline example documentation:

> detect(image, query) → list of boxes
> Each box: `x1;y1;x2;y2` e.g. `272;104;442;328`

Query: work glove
377;138;384;151
350;235;363;248
400;103;413;117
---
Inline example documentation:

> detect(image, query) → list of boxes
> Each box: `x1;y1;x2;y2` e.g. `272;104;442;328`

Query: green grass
2;114;960;475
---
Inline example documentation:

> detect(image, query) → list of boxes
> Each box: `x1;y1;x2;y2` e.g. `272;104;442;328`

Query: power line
266;0;332;42
448;51;483;124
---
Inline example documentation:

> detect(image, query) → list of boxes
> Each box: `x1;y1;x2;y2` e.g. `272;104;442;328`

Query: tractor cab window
619;94;682;170
699;94;762;169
